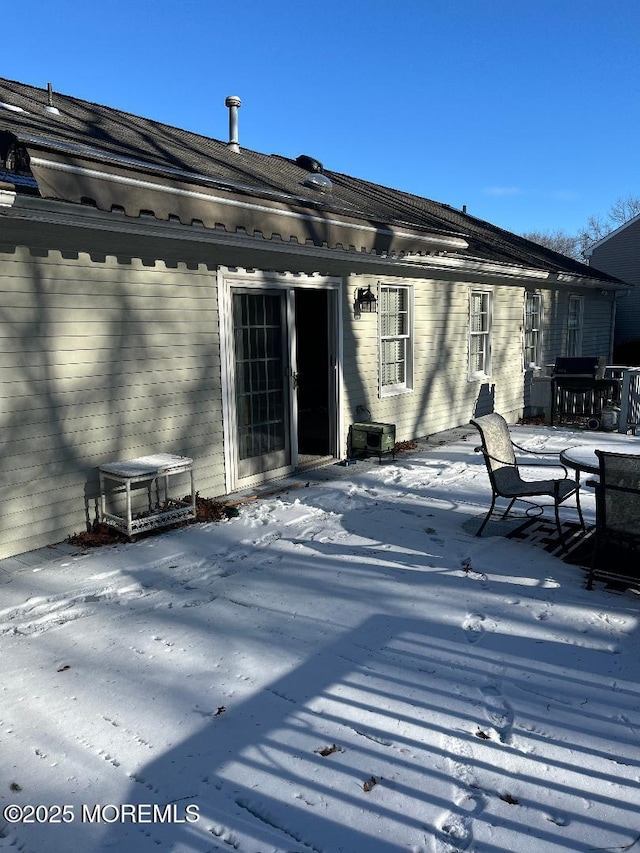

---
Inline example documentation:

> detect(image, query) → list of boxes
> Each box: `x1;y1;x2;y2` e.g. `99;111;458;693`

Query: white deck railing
618;368;640;434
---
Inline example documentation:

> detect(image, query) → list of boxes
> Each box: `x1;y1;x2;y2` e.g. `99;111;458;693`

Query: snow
0;423;638;853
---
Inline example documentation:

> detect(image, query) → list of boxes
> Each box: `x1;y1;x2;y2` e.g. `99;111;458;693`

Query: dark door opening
295;289;331;456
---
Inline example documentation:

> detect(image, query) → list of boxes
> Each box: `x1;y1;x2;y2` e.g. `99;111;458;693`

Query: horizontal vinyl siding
582;298;613;359
342;276;529;444
0;246;225;559
589;225;640;344
539;290;564;366
538;290;612;363
489;287;526;418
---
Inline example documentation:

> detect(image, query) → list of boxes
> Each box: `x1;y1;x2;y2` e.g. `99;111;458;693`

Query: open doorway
295;289;332;459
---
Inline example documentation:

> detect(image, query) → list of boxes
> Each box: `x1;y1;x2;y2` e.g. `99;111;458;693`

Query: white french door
233;290;290;478
219;270;342;494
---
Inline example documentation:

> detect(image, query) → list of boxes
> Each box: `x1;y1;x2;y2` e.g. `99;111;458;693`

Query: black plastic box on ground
350;422;396;459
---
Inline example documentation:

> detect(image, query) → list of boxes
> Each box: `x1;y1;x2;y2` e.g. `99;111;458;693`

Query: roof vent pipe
225;95;241;153
45;82;60;116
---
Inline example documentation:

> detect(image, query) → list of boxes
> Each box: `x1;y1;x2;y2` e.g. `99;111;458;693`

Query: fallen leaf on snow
315;744;340;757
363;776;377;792
500;793;519;805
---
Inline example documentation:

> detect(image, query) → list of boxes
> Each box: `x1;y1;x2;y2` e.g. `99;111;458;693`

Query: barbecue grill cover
552;357;600;377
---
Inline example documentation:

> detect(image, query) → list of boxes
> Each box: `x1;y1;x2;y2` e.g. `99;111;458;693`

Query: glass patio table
560;440;640;477
560;440;640;526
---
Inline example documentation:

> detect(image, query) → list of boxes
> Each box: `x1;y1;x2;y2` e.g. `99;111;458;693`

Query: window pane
380;287;407;336
469;291;491;376
470;292;488;333
567;296;582;357
524;293;541;366
382;339;406;386
470;335;485;374
380;285;411;391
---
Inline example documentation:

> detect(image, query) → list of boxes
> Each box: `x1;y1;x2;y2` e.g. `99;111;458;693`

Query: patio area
3;419;638;592
295;419;638;586
0;420;638;853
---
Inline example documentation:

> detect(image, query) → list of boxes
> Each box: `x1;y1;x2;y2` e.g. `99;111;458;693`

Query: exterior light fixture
354;284;377;314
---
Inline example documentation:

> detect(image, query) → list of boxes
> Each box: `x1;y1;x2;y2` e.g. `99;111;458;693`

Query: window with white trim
524;292;542;368
469;290;492;379
379;284;413;395
567;295;583;357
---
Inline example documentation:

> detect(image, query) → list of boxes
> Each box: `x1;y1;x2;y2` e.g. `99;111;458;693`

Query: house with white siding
585;214;640;358
0;77;627;560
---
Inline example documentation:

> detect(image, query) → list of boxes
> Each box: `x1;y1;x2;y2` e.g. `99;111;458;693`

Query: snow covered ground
0;423;638;853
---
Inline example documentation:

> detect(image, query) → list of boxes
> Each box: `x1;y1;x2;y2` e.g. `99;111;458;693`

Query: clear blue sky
3;0;640;236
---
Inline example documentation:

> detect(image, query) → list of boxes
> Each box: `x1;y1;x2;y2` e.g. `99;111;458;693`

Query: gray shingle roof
0;76;616;281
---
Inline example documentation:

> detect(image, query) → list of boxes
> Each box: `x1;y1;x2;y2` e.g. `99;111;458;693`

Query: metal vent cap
296;154;323;173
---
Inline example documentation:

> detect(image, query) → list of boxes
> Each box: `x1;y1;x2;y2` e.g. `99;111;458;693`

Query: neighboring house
0;77;627;560
585;215;640;351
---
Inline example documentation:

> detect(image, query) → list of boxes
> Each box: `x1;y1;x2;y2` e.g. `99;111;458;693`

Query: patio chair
587;450;640;591
470;413;584;541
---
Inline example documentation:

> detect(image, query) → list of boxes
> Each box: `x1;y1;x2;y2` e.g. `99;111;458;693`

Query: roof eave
583;211;640;257
3;191;627;291
403;251;629;289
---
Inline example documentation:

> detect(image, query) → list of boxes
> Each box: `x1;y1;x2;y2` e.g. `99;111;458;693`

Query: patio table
560;440;640;527
560;441;640;477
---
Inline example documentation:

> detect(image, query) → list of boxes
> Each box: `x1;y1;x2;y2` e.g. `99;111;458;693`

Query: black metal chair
587;450;640;590
470;413;584;541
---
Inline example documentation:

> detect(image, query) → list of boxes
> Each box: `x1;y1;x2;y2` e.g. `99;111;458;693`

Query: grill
550;357;620;427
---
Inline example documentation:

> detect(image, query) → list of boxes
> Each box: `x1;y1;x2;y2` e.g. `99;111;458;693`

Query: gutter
0;189;616;290
402;251;631;290
2;191;629;288
0;191;458;264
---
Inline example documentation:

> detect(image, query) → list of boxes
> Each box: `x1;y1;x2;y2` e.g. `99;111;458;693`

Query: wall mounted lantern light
354;284;377;314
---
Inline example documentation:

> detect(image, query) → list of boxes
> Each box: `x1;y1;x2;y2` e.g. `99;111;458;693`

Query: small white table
99;454;196;539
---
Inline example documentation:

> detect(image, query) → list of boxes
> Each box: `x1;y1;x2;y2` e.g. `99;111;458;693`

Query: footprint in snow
436;792;484;853
435;811;473;853
462;613;488;643
436;738;485;853
441;735;477;788
481;683;514;744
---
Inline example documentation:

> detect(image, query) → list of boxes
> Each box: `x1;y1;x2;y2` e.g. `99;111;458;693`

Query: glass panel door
233;291;290;478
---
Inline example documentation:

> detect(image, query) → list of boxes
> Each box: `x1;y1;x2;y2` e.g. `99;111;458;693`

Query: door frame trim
218;267;342;494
